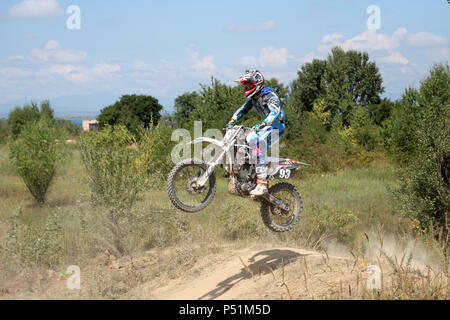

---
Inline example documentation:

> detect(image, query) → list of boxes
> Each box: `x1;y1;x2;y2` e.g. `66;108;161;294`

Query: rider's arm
262;93;282;126
231;99;253;122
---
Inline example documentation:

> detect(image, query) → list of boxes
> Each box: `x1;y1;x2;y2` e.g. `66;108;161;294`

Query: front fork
259;193;290;211
196;145;230;187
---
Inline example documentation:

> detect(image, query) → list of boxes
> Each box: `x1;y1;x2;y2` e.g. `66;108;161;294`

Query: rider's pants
246;123;285;177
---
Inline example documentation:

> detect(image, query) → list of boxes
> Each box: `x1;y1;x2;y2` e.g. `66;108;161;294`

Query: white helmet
235;70;265;99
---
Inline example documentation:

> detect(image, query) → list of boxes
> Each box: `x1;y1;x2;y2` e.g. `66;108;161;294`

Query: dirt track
0;244;380;300
123;245;360;300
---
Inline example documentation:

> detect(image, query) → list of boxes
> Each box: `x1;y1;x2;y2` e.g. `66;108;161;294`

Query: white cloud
93;61;121;77
7;0;63;19
318;28;449;58
378;52;409;65
237;56;259;67
29;40;87;63
185;45;216;73
46;64;89;83
317;33;346;53
46;61;120;83
237;47;294;68
260;47;294;66
321;33;344;43
318;28;409;53
0;66;32;78
404;32;449;48
225;20;277;33
2;41;119;85
297;52;321;65
263;70;298;83
400;67;413;75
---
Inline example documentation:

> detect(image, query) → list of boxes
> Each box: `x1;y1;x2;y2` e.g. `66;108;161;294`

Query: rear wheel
260;182;303;232
167;159;216;213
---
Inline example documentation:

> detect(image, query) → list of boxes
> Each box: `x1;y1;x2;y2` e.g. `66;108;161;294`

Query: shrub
0;118;8;144
395;63;449;237
79;124;164;254
8;120;67;204
79;125;152;211
55;119;82;138
328;115;359;157
222;204;265;240
2;207;63;268
302;204;361;248
350;106;381;151
139;121;177;186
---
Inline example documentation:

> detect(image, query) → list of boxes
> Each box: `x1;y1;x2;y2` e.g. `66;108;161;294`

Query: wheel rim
269;189;298;226
172;164;213;208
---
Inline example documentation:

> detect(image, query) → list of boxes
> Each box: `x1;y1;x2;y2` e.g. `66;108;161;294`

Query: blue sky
0;0;449;118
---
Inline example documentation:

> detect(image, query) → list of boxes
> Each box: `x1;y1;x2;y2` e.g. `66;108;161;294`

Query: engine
228;163;256;196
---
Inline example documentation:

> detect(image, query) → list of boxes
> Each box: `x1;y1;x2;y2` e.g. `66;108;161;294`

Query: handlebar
223;125;254;131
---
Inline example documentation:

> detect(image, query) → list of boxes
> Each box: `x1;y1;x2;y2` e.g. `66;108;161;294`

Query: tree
324;47;384;125
265;78;289;105
97;94;163;134
39;100;56;126
173;91;201;128
187;77;245;130
381;88;422;162
396;63;449;235
367;98;394;126
287;47;384;127
287;58;327;113
8;101;55;137
172;77;289;131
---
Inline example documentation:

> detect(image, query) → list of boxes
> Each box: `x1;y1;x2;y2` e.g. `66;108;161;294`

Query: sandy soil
1;243;372;300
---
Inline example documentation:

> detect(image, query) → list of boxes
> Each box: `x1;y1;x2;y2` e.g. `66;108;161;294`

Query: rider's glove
254;122;266;132
226;119;236;128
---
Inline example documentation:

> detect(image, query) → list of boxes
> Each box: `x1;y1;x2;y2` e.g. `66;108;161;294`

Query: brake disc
271;195;291;216
186;177;205;194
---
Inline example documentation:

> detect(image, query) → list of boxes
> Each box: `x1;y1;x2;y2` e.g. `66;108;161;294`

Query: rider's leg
247;125;285;196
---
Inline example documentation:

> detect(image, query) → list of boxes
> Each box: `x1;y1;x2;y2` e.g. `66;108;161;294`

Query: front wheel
260;182;303;232
167;159;216;213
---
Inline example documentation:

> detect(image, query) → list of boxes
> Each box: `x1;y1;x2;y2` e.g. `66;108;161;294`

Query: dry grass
0;145;448;300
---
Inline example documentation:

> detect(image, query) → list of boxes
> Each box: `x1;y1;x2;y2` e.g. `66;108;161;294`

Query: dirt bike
167;125;311;232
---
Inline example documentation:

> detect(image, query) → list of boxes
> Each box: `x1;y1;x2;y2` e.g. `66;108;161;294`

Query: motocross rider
227;70;285;196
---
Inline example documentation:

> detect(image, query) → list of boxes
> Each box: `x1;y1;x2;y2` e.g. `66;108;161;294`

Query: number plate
273;167;298;179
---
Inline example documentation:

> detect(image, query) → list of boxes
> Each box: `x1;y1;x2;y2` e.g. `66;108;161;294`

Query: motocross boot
250;165;268;196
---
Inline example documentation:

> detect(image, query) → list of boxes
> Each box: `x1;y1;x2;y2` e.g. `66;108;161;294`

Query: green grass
0;145;404;252
1;144;447;299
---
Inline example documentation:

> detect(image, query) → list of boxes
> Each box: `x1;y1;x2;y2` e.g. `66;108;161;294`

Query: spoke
173;165;211;207
270;190;297;225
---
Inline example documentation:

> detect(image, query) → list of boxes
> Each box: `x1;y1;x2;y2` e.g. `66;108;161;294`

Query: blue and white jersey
231;87;284;126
